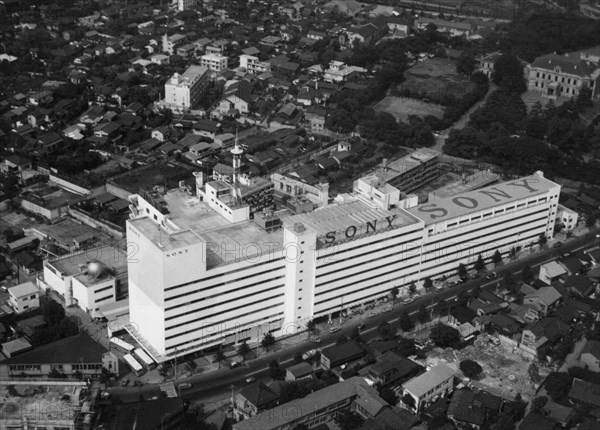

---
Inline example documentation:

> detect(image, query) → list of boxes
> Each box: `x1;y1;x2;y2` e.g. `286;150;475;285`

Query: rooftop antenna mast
231;129;243;206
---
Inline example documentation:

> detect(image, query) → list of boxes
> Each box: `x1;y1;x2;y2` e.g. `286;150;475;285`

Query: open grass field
399;58;477;101
374;96;445;122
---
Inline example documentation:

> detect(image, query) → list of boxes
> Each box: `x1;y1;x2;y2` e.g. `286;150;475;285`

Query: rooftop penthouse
166;65;208;89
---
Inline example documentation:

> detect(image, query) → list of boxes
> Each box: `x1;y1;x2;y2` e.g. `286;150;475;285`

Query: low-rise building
285;362;313;382
0;334;118;378
401;363;455;413
201;53;228;72
8;281;40;314
161;65;210;112
556;204;579;231
538;261;568;285
234;382;279;419
320;340;364;369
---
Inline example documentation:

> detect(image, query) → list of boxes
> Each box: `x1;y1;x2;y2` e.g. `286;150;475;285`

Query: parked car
489;337;501;346
553;242;563;248
245;377;256;384
230;361;241;369
310;337;321;344
133;381;143;387
485;272;498;280
121;379;130;387
179;382;192;390
328;326;341;333
302;349;320;360
357;323;366;331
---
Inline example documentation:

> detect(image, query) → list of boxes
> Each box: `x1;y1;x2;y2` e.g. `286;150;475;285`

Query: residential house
285;362;313;382
234;382;279;420
521;317;569;356
523;286;562;316
1;338;33;358
477;52;502;78
401;364;455;413
386;16;411;36
1;154;32;175
556;204;579;231
176;43;197;58
150;54;169;65
192;119;221;139
563;275;596;297
239;54;271;75
321;341;364;370
307;30;326;41
539;261;568;285
162;33;186;55
560;256;585;275
343;23;379;46
580;340;600;372
520;412;560;430
359;352;419;388
218;80;253;116
7;282;39;314
568;378;600;408
324;61;366;83
305;106;326;134
447;389;502;429
80;105;105;125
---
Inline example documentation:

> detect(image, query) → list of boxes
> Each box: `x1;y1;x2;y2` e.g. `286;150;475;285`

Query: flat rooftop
283;199;421;237
47;244;128;277
407;172;559;224
428;170;501;199
369;148;439;184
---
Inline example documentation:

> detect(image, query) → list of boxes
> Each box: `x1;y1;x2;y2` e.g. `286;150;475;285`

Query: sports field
374;96;445;122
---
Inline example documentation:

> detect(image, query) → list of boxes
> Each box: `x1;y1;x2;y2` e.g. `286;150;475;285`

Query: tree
268;359;285;380
215;348;226;369
378;320;397;341
544;372;574;402
457;263;468;280
509;247;517;260
399;310;415;332
417;304;429;324
538;233;547;247
238;341;251;362
456;51;476;76
492;54;527;94
48;368;66;379
474;254;486;273
460;359;483;378
423;277;433;291
306;320;316;339
503;272;518;294
521;265;534;285
43;300;66;326
470;284;482;300
261;332;276;352
379;386;398;405
492;249;502;267
531;396;548;412
334;410;364;430
512;393;528;421
586;212;597;228
390;286;399;303
401;393;415;410
457;289;469;305
408;281;417;296
430;324;461;348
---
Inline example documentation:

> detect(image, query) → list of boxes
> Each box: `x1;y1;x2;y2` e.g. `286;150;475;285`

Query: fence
68;207;125;238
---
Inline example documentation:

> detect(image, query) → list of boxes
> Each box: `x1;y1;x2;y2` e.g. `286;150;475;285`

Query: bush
460;359;483;379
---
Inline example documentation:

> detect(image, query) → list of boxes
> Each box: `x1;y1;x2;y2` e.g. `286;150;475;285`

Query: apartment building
239;54;271;75
200;53;228;72
162;65;210;112
401;364;456;413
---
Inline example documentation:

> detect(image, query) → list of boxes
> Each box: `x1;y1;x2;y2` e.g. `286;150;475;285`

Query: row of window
317;226;424;270
314;225;544;313
164;257;284;294
166;271;284;310
166;311;284;353
96;294;114;304
165;282;284;322
165;295;284;338
535;71;580;86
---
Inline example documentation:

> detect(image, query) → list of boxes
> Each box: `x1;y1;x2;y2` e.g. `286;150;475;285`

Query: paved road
107;230;599;405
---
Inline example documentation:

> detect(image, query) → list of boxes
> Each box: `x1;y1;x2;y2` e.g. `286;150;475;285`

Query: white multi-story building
125;171;560;362
200;53;228;72
162;33;186;55
176;0;197;11
239;54;271;75
162;65;209;112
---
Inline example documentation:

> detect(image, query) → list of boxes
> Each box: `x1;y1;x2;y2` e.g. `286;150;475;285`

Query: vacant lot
399;58;477;102
424;338;549;401
374;96;445;122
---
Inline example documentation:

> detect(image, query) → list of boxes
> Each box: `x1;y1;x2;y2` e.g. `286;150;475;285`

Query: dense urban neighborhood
2;0;600;429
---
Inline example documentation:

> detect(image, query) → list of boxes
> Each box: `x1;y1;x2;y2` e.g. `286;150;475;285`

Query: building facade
125;171;560;362
162;65;210;112
239;54;271;75
526;53;600;99
200;53;228;72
